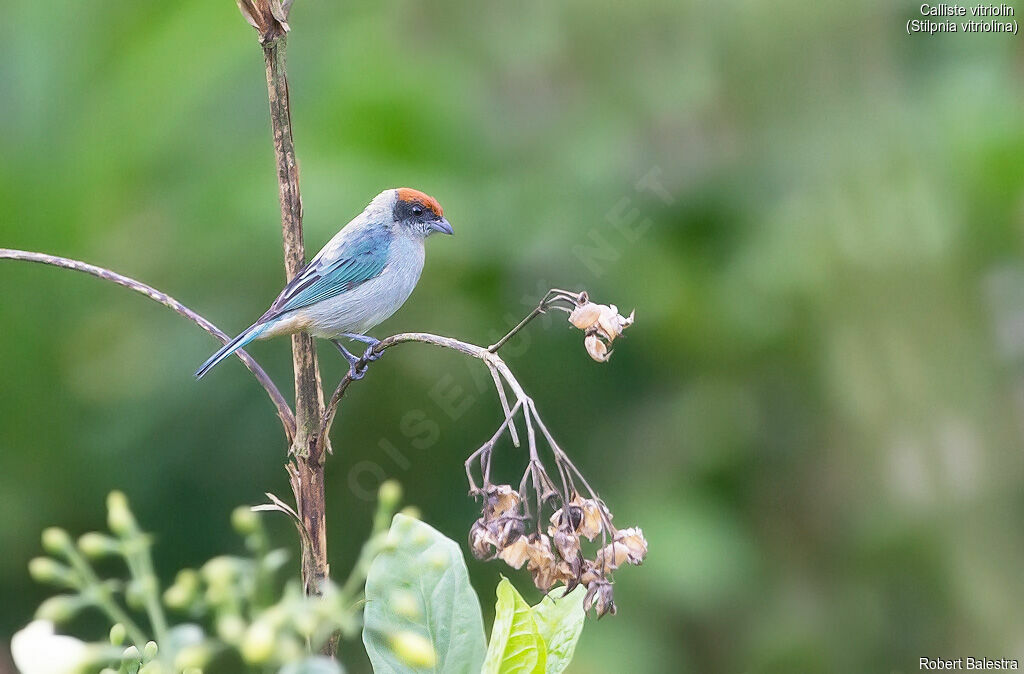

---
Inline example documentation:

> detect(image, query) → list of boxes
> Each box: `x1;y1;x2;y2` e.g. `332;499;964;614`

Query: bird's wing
260;226;391;322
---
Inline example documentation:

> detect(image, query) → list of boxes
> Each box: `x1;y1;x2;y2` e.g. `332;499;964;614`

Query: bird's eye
412;205;424;217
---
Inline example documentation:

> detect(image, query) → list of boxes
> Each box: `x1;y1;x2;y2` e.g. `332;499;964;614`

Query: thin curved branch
315;297;576;454
0;248;296;440
315;291;585;451
316;333;494;452
487;288;581;352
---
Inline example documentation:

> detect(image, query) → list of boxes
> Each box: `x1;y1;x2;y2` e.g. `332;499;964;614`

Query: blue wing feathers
196;226;389;378
266;227;390;318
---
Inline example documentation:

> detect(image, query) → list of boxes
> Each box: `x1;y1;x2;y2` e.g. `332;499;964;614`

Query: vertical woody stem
262;36;332;613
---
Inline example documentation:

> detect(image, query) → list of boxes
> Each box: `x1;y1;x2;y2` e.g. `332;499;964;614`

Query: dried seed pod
524;534;555;568
569;302;603;330
614;527;648;565
498;536;531;569
484;485;521;519
549;504;585;533
495;517;525;549
583;580;617;618
552;529;581;565
570;496;606;541
595;542;630;571
584;334;611;362
469;519;496;560
530;563;560;591
595;305;635;342
580;560;601;586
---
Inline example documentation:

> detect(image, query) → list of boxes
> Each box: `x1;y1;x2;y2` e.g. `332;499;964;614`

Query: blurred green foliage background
3;0;1024;671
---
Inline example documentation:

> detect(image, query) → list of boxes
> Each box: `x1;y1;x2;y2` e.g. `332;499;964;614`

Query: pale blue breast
300;235;425;337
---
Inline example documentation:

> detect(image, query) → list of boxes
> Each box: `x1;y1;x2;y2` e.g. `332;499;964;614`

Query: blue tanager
195;187;452;380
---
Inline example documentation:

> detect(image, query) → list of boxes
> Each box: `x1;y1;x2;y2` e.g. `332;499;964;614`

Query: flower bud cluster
21;488;402;672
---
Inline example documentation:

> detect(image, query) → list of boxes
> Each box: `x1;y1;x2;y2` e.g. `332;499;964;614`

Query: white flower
11;621;91;674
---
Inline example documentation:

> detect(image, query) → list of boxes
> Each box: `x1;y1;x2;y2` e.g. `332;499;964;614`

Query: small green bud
201;556;238;587
107;490;137;536
240;619;276;664
293;609;319;638
143;641;158;660
378;480;402;510
78;532;119;558
388;630;437;668
163;569;199;610
35;595;81;622
28;557;74;586
110;623;127;645
276;634;303;661
231;507;260;536
173;646;211;670
122;645;141;661
215;613;246;643
126;579;150;609
41;527;72;555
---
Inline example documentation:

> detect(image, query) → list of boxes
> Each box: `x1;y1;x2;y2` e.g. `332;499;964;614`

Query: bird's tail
194;322;268;379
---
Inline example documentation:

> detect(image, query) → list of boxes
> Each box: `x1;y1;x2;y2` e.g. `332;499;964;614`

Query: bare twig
316;291;571;451
316;333;514;454
0;248;295;440
252;491;313;551
486;361;520;447
487;288;582;352
246;10;332;642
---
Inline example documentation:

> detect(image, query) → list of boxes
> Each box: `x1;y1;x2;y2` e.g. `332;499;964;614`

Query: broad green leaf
482;578;547;674
362;514;486;673
532;586;586;674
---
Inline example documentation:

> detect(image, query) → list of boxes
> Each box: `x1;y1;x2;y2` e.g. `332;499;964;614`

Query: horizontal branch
0;248;296;440
315;289;585;453
315;333;489;452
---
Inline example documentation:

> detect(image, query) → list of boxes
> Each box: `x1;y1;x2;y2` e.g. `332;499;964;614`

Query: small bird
195;187;452;380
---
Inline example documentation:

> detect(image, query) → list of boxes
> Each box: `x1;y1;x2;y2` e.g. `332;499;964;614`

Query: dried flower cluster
470;486;647;617
466;290;646;617
568;294;634;362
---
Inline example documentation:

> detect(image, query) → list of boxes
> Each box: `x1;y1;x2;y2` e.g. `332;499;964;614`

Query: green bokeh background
3;1;1024;672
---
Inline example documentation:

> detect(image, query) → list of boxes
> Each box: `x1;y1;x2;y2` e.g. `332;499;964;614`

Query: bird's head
391;188;453;238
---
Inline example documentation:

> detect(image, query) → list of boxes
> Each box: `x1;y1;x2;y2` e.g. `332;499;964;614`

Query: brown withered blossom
569;294;635;363
583;579;617;617
235;0;293;44
463;290;647;617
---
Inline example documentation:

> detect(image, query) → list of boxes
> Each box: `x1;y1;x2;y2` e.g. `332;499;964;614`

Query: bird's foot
361;344;382;363
332;339;368;380
341;333;382;363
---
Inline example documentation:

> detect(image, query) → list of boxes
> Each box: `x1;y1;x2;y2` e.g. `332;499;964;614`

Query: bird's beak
429;217;454;236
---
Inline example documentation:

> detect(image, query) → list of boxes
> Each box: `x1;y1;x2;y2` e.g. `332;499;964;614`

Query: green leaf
482;578;547;674
532;586;586;674
362;514;486;673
